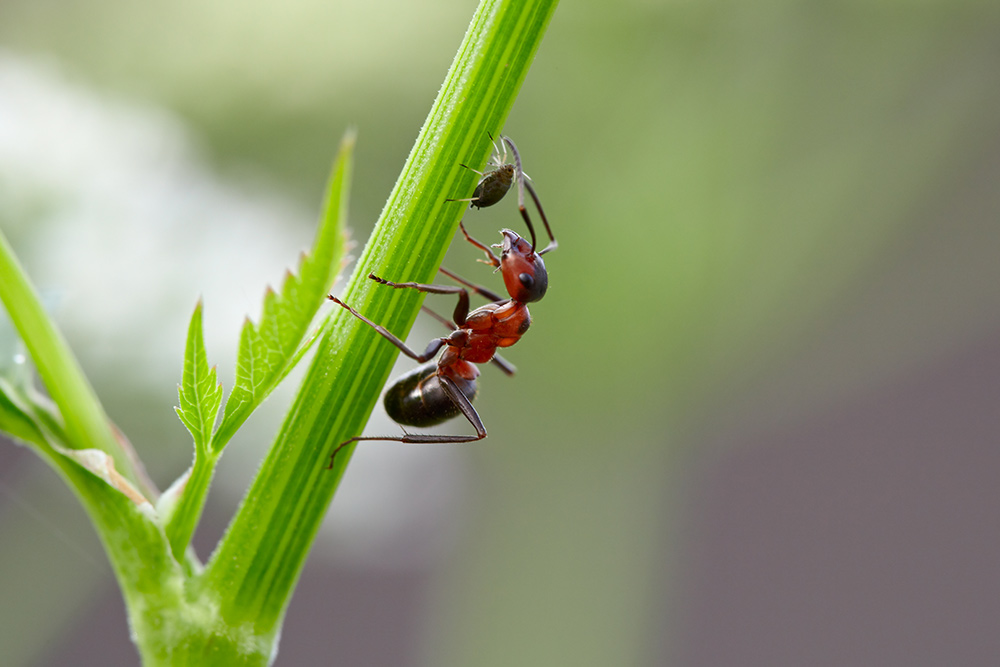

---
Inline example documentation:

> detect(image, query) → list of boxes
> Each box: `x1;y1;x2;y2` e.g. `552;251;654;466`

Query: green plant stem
0;228;144;493
164;449;217;558
192;0;558;655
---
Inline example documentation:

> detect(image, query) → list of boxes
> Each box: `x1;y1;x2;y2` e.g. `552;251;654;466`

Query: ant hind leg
325;375;487;468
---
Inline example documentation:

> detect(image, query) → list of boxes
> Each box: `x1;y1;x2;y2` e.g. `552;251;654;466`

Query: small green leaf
167;299;225;558
174;299;223;453
210;131;353;452
161;133;353;561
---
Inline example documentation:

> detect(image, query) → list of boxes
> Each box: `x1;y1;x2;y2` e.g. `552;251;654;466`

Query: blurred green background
2;0;999;665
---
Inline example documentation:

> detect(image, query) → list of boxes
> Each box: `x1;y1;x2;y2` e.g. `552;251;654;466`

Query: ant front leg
367;272;473;326
457;221;501;268
326;375;487;468
327;296;446;362
519;178;557;256
497;136;556;255
517;179;559;255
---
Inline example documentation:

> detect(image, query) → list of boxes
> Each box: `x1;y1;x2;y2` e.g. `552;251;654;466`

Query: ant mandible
447;133;558;256
324;222;548;468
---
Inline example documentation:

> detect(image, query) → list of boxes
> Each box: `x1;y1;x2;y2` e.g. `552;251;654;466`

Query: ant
447;133;558;255
324;222;548;468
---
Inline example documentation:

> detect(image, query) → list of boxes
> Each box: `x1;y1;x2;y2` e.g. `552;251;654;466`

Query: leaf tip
341;126;358;149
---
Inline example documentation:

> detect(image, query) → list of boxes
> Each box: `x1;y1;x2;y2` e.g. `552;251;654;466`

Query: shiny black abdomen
383;362;478;427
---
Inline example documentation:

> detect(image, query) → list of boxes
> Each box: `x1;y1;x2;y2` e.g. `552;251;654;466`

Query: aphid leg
445;165;486;205
458;163;485;177
487;131;507;167
446;197;482;206
325;375;487;468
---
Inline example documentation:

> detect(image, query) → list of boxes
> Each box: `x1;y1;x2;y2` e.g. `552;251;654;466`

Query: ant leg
457;221;501;268
499;136;538;251
421;305;516;376
368;273;473;326
521;178;558;255
485;352;516;376
420;304;453;328
328;296;446;362
421;374;488;441
438;265;504;303
325;375;487;468
499;136;557;255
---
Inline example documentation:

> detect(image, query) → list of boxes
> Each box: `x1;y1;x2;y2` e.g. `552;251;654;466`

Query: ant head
497;229;547;303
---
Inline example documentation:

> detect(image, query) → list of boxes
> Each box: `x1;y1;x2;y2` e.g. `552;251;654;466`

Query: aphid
325;223;548;468
448;133;558;255
450;133;516;209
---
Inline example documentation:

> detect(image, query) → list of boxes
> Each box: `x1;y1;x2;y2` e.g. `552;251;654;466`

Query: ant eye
519;273;533;289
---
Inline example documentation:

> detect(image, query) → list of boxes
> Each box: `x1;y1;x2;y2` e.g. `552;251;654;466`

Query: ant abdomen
384;362;478;428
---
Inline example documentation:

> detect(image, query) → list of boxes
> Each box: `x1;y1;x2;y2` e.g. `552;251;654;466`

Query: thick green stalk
191;0;558;657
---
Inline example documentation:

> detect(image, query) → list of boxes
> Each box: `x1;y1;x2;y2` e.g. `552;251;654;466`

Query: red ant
447;133;558;255
324;222;551;468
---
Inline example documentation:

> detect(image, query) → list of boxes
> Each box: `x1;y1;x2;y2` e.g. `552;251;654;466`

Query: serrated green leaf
175;299;223;453
166;299;224;559
162;134;353;561
210;132;353;453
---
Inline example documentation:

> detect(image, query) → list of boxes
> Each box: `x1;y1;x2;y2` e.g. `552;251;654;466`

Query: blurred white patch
0;51;308;371
322;426;467;571
0;51;465;572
